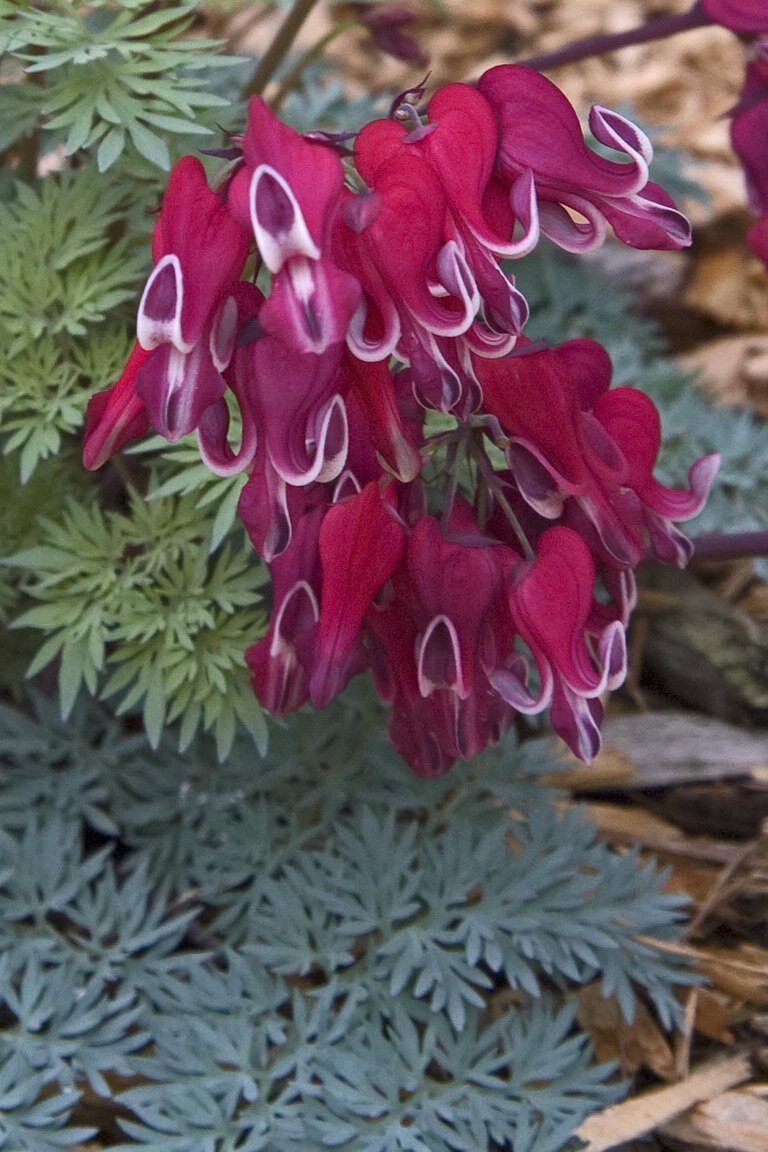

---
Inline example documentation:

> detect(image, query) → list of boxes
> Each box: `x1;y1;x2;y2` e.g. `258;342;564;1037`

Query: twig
242;0;323;100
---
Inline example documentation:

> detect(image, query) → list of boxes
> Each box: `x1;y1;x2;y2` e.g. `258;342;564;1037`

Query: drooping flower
702;0;768;33
478;65;692;252
309;481;406;708
83;342;151;470
228;97;361;354
492;527;627;762
730;44;768;265
345;89;530;412
476;339;719;567
136;156;250;441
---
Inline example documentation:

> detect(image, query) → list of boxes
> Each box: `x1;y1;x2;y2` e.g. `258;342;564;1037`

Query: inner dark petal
321;399;347;461
421;618;459;691
143;261;179;323
255;171;296;236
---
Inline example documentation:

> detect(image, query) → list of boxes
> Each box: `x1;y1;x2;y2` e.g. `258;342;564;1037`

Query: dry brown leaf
575;1051;752;1152
577;983;677;1080
686;244;768;332
699;945;768;1007
680;336;768;416
661;1088;768;1152
692;988;737;1045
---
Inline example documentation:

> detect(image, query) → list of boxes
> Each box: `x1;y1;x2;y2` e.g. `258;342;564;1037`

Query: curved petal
594;387;720;520
702;0;768;32
507;527;607;697
151;156;249;347
82;343;151;470
479;65;651;197
134;339;226;443
310;482;406;708
197;391;258;477
137;254;188;352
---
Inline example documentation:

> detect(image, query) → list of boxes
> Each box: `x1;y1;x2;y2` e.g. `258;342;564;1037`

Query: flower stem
243;0;323;101
517;5;712;72
270;18;357;113
692;530;768;561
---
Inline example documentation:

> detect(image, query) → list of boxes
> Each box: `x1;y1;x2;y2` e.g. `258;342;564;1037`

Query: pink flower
246;484;328;715
730;45;768;265
228;98;361;354
476;340;719;567
478;65;691;252
136;156;250;441
492;527;627;762
309;481;406;708
345;89;530;412
82;342;151;470
702;0;768;33
355;4;427;66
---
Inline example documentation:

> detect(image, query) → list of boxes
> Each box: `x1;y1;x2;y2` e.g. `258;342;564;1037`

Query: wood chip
575;1051;752;1152
661;1087;768;1152
576;712;768;789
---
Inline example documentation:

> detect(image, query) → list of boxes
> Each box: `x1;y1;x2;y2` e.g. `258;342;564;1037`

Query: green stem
242;0;324;101
270;18;357;113
472;443;534;560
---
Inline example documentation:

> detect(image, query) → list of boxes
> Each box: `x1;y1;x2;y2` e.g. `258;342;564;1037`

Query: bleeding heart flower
478;65;691;253
702;0;768;32
730;45;768;266
82;342;151;470
136;156;250;441
229;98;361;354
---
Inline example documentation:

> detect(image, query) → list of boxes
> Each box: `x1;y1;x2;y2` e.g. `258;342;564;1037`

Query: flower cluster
84;65;718;775
704;0;768;264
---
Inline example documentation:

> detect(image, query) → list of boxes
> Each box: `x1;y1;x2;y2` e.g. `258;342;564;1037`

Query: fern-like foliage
7;486;267;758
0;0;237;170
0;685;694;1151
0;169;145;480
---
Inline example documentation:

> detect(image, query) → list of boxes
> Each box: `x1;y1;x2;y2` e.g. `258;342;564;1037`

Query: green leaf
96;125;125;170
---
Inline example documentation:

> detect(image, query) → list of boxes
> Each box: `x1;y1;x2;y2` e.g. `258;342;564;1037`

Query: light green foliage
0;169;144;480
0;687;695;1150
0;0;237;170
7;485;268;759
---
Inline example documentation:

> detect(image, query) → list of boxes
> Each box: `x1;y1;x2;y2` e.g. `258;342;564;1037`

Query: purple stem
517;5;712;72
692;530;768;561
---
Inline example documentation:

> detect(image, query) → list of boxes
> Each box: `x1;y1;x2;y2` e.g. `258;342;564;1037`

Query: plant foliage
0;686;695;1150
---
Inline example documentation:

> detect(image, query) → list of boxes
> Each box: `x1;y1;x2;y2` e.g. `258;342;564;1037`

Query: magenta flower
591;385;720;565
346;90;530;411
478;65;691;252
136;156;250;441
355;4;427;65
730;47;768;265
309;481;407;708
83;342;151;470
493;527;627;762
476;339;719;567
246;484;328;715
367;597;457;777
702;0;768;32
81;66;719;773
228;98;361;354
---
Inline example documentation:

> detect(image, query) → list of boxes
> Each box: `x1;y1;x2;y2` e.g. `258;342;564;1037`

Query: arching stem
517;5;711;73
